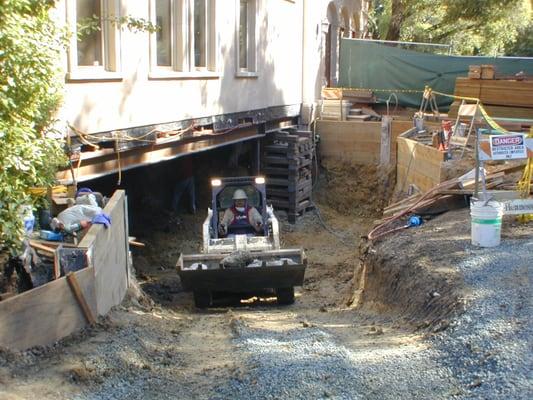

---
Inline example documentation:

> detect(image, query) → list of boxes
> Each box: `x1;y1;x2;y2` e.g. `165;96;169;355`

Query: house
54;0;369;183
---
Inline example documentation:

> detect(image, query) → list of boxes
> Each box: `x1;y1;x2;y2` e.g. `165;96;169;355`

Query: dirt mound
316;161;395;218
356;209;470;329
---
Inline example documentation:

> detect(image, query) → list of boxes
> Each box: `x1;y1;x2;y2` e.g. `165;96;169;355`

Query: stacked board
262;129;314;223
449;78;533;119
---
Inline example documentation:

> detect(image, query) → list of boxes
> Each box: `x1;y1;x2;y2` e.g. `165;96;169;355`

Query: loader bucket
177;248;306;292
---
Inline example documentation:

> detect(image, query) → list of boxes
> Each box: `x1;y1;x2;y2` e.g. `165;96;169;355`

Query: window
155;0;172;67
66;0;121;80
239;0;248;69
193;0;207;68
149;0;217;78
235;0;257;77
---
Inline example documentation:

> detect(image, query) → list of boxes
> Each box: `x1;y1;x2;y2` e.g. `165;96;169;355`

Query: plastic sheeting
338;39;533;109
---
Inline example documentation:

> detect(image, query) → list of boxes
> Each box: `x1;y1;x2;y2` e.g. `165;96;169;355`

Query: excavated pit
352;207;469;330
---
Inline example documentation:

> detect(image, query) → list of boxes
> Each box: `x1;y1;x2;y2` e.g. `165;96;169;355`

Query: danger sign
489;134;527;160
502;199;533;215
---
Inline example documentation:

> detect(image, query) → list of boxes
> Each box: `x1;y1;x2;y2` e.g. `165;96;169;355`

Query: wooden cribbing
66;272;96;326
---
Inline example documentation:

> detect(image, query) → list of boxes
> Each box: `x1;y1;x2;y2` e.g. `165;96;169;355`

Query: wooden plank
321;88;342;99
0;267;96;350
346;114;372;121
78;190;129;316
29;239;86;249
317;120;382;136
29;241;55;254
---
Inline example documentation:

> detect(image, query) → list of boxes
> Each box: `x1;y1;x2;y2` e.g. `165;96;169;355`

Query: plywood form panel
396;137;444;192
397;165;440;193
397;137;445;164
79;190;128;316
0;267;96;350
318;120;384;164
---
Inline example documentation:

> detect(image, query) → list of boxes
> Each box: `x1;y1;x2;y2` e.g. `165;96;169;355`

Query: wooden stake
66;272;96;326
53;246;62;280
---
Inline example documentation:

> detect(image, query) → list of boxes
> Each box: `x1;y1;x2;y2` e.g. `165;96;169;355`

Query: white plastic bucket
470;200;504;247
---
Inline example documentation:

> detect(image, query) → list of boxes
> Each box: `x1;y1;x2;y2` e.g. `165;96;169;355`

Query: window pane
239;0;248;69
155;0;172;66
194;0;206;67
77;0;103;66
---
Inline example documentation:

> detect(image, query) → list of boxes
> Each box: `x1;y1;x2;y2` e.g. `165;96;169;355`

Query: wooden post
380;116;392;166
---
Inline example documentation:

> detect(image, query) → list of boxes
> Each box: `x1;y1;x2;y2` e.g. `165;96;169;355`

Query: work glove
91;212;112;228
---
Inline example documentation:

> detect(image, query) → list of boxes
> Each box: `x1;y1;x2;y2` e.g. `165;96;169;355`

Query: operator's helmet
232;189;248;200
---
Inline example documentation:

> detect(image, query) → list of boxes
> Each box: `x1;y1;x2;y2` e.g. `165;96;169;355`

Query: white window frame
235;0;258;78
66;0;122;81
149;0;218;79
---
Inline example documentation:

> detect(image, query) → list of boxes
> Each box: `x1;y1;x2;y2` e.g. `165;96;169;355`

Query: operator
219;189;263;236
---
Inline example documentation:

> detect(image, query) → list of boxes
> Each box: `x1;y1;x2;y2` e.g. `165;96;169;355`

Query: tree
0;1;159;253
505;22;533;56
0;0;67;252
371;0;532;55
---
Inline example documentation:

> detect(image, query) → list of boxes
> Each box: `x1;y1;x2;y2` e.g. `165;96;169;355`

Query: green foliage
0;0;67;252
505;22;533;56
77;15;159;41
371;0;532;56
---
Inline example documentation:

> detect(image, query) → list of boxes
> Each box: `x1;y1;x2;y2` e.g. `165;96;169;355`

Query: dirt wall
356;210;470;329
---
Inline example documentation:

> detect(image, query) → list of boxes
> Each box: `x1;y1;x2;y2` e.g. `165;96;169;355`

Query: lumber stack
467;64;495;80
383;164;526;220
449;77;533;119
319;99;352;120
320;88;377;121
262;129;314;223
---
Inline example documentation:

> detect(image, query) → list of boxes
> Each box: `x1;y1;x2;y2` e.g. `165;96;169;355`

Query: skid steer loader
177;176;306;308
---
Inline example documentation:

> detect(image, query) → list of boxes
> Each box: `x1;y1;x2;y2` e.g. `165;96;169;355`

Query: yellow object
28;185;68;197
516;128;533;223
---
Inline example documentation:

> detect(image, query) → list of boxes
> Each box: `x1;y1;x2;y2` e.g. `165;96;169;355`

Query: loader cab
210;177;268;238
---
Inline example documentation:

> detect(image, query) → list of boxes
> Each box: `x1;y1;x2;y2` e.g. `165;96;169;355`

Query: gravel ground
210;237;532;400
430;239;533;399
212;319;459;400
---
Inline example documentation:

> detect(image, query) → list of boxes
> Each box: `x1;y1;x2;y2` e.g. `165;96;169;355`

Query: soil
316;160;395;218
0;161;530;399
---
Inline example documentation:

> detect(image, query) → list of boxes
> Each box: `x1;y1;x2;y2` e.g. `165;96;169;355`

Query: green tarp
338;39;533;109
